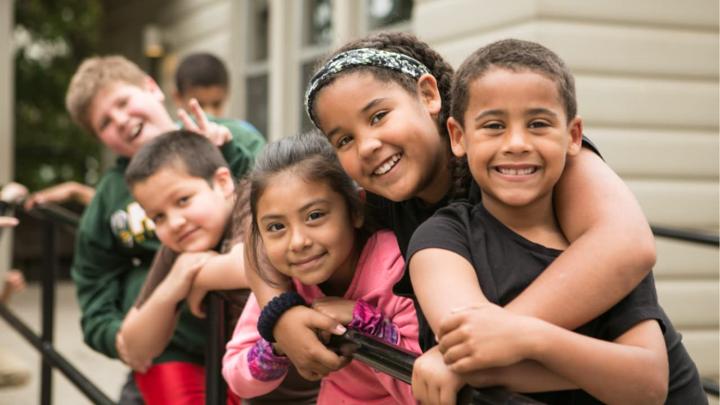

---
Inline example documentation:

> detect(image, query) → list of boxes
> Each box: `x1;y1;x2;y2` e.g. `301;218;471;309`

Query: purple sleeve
348;299;400;345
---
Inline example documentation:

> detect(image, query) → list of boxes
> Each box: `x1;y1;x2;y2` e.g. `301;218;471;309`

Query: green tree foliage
14;0;103;191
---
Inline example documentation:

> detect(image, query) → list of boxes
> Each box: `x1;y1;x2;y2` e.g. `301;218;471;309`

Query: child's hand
177;98;232;146
116;332;151;372
311;297;355;325
155;251;216;304
438;303;536;373
273;305;348;381
0;216;18;228
0;182;28;204
1;270;26;303
412;346;465;405
4;270;26;294
186;284;208;318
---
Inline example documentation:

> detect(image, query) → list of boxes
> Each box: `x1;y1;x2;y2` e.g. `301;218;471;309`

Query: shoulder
407;200;482;263
80;166;128;224
359;230;404;277
415;200;476;239
212;117;264;139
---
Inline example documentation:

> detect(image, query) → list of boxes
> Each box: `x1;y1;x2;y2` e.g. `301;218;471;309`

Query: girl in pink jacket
223;132;420;405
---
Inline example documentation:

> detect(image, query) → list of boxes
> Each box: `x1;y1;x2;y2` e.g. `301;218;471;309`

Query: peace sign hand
177;98;232;146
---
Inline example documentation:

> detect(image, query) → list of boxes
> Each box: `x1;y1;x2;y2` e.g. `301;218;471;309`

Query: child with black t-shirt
407;39;705;404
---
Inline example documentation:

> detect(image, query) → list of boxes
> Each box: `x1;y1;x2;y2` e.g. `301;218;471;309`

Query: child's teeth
498;167;535;175
374;154;401;175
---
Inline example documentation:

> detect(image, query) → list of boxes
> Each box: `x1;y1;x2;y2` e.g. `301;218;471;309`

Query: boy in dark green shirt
65;55;264;402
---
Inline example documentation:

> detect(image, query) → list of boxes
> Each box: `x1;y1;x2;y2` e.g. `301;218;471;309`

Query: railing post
206;293;227;405
41;219;57;405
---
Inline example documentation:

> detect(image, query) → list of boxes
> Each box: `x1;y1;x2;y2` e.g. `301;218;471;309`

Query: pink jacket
223;230;419;405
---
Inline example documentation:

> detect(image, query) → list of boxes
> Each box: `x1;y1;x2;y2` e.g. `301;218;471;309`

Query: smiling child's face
449;67;582;212
132;164;235;253
314;72;451;204
89;80;176;157
256;171;361;293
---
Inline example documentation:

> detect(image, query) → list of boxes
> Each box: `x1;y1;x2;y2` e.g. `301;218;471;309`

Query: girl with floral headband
247;32;657;385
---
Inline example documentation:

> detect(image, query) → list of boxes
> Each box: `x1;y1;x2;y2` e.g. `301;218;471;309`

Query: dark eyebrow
326;98;388;139
473;107;560;123
526;108;559;119
473;109;504;123
259;198;330;222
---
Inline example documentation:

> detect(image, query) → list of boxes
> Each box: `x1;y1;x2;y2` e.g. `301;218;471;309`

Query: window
245;0;270;137
298;0;333;132
367;0;413;31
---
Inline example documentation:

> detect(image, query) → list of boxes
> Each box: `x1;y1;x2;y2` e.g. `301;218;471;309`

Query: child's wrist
348;299;399;344
248;339;290;381
522;317;550;361
257;291;307;343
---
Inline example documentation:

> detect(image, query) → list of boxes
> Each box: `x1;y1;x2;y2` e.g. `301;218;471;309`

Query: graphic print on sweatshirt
110;201;156;248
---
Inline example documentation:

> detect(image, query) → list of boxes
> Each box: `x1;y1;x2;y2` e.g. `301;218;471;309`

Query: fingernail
333;324;347;335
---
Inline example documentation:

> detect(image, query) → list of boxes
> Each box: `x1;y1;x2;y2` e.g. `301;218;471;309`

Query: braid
450;155;471;199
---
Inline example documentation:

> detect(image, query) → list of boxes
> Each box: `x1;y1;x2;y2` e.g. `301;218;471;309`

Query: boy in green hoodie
66;55;264;403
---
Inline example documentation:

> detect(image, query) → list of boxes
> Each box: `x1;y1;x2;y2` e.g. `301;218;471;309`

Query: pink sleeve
366;234;421;405
222;293;288;399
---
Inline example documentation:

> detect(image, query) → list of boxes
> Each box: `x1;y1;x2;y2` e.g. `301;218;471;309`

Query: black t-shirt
407;201;706;404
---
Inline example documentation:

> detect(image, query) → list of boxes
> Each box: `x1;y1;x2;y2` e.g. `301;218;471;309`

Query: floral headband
304;48;431;128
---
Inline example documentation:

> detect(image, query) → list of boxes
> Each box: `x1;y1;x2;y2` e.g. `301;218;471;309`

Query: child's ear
213;167;235;197
447;117;467;158
567;116;583;156
417;73;441;116
143;76;166;102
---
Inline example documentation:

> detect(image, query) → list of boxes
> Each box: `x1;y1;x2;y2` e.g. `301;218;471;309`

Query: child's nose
168;213;186;230
503;127;531;154
109;108;129;127
289;228;311;251
357;132;382;159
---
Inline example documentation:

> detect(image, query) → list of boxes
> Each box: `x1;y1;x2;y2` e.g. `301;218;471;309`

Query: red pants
134;362;239;405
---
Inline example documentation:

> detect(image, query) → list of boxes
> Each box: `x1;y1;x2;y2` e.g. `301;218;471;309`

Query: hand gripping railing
326;329;543;404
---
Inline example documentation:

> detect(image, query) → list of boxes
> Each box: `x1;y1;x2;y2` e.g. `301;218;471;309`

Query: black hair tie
257;291;308;343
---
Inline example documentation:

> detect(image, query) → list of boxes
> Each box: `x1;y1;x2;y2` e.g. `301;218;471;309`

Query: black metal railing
327;329;543;404
0;203;115;405
651;225;719;247
1;200;718;404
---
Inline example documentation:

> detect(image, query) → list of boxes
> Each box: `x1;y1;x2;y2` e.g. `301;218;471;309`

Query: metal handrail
0;303;114;405
0;203;115;404
327;329;543;404
651;225;719;247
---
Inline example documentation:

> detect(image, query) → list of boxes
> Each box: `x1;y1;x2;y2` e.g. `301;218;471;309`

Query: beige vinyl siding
415;0;719;382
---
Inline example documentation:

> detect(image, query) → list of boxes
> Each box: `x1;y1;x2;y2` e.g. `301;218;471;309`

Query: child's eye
336;135;353;148
177;195;191;206
266;223;285;232
370;111;388;125
307;211;326;222
482;121;505;131
529;120;550;129
151;213;165;224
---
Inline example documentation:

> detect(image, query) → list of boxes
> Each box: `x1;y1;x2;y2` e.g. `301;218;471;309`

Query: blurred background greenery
14;0;103;192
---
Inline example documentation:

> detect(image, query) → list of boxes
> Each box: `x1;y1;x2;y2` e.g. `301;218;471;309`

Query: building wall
102;0;241;120
414;0;719;380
